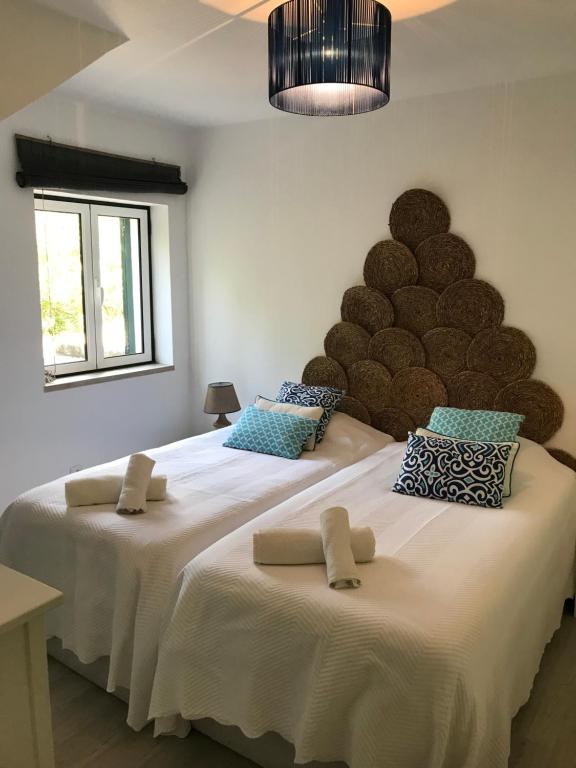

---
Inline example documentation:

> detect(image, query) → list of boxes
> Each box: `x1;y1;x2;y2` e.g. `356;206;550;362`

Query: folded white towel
320;506;361;589
253;527;375;565
65;475;167;507
116;454;156;515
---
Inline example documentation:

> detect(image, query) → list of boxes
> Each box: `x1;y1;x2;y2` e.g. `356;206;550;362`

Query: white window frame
34;197;153;375
90;204;152;369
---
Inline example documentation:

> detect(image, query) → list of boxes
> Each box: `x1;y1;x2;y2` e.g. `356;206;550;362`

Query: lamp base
213;413;231;430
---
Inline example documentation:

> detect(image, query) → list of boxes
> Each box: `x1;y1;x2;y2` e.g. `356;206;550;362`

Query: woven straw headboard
302;188;576;471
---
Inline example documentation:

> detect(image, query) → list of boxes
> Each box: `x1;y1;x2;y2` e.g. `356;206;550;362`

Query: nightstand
0;564;62;768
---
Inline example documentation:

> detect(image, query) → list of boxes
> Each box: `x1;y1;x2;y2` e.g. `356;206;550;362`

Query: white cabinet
0;565;62;768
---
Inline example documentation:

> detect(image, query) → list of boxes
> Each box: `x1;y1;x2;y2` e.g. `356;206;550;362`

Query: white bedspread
150;438;576;768
0;413;390;731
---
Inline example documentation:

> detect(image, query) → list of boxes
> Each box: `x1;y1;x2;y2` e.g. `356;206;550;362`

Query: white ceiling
0;0;123;120
33;0;576;127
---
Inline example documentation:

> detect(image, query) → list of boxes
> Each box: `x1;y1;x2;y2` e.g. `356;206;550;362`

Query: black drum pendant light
268;0;391;116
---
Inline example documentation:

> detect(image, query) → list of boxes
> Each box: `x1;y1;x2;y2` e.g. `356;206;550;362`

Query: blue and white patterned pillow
415;428;520;497
392;432;513;508
428;407;524;443
223;405;319;460
276;381;344;443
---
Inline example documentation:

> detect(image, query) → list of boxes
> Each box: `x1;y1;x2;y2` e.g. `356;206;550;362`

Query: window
34;197;153;375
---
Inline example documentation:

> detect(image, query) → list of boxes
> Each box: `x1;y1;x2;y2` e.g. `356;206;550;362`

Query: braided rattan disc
363;240;418;296
371;408;415;442
494;379;564;444
547;449;576;473
391;286;439;338
324;322;370;369
446;371;501;410
347;360;392;416
466;327;536;384
302;356;348;392
336;396;371;425
422;327;472;381
436;279;505;335
389;189;451;251
341;286;394;335
368;328;425;375
391;367;448;425
415;233;476;292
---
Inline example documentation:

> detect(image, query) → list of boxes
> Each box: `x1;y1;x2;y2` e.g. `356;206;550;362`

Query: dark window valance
15;135;188;195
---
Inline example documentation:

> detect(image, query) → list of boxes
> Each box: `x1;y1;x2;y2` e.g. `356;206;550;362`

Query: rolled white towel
253;527;375;565
65;474;167;507
320;506;361;589
116;454;156;515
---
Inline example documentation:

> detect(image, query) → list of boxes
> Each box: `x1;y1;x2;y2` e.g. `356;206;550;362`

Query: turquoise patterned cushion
428;407;524;443
393;432;513;508
223;406;319;460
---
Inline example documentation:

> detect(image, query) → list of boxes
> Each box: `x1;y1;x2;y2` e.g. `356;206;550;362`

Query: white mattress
150;438;576;768
0;412;391;731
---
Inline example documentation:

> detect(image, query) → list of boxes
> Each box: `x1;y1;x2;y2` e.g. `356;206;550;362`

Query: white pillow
416;427;520;497
255;396;324;451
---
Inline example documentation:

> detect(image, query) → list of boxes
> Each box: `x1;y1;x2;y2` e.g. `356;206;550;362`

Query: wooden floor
509;604;576;768
49;661;255;768
49;607;576;768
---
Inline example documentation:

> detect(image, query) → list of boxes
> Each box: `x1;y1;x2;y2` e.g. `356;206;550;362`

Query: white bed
0;412;391;731
149;437;576;768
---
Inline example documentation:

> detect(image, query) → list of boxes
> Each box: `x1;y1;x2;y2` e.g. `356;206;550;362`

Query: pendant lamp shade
268;0;391;116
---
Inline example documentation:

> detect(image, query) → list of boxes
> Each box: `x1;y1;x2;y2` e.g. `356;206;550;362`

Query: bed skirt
47;639;343;768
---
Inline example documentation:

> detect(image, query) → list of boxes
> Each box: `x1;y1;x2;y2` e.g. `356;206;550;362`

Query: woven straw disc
391;367;448;425
415;234;476;292
494;379;564;444
347;360;392;416
363;240;418;296
547;449;576;473
324;322;370;369
389;189;451;251
341;286;394;335
446;371;501;410
467;327;536;384
371;408;416;442
436;279;505;335
302;356;348;392
422;327;472;381
336;396;371;425
368;328;425;375
391;286;439;338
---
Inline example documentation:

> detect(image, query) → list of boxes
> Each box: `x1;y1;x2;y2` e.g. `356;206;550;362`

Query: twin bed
150;437;576;768
0;412;390;732
0;407;574;768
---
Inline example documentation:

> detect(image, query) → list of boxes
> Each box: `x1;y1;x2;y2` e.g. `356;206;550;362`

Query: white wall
188;70;576;452
0;94;195;509
1;69;574;509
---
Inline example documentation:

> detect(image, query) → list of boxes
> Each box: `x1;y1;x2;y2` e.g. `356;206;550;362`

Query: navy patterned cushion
392;432;513;509
415;428;519;497
223;406;319;460
276;381;344;443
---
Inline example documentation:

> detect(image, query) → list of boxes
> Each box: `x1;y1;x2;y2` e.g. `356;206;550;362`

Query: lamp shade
268;0;391;116
204;382;241;415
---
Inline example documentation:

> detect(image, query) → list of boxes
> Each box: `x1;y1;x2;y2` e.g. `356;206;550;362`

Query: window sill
44;363;174;392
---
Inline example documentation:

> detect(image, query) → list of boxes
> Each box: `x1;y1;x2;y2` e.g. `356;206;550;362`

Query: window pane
35;210;87;366
97;215;143;359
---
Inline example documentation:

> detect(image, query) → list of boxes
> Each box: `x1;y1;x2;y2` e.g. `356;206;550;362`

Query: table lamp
204;382;241;429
